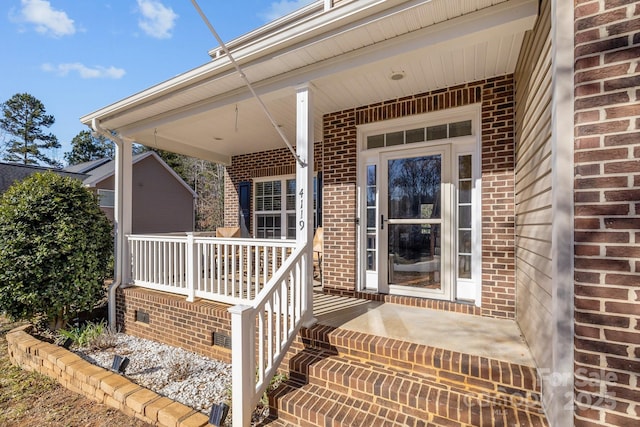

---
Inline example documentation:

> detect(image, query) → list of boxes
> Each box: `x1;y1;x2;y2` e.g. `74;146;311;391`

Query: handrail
127;233;295;305
229;245;309;426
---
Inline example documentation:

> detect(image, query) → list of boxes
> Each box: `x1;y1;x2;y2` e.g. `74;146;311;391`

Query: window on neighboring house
97;189;115;208
254;176;320;239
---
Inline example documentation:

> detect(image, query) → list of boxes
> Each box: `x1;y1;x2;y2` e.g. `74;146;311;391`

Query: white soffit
82;0;537;162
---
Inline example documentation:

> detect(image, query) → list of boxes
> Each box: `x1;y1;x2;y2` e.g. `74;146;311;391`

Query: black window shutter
239;181;251;233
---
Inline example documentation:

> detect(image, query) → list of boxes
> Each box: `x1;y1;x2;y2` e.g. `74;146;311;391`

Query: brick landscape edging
6;325;209;427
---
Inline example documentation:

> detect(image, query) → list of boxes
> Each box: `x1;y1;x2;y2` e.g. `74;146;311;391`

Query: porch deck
313;289;535;367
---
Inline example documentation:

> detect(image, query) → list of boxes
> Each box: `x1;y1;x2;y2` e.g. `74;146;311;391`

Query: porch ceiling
81;0;538;165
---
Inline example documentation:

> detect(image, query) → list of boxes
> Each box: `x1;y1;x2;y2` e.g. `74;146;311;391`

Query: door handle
380;215;385;230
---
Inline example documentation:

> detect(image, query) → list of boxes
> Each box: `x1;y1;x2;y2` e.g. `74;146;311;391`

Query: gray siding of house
96;156;194;234
514;0;552;374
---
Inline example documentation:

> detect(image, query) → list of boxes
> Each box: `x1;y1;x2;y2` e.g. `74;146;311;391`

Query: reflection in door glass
388;155;441;220
387;154;442;290
388;224;441;289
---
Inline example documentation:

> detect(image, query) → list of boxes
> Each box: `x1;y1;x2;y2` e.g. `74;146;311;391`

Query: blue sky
1;0;313;165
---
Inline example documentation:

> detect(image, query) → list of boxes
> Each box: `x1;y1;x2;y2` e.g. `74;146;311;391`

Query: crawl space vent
212;332;232;349
135;310;150;324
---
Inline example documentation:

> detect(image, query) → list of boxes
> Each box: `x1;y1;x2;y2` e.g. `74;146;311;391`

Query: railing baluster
231;244;237;297
126;235;296;306
258;310;264;384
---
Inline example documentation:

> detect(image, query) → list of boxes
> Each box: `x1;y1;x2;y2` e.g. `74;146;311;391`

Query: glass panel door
380;147;451;298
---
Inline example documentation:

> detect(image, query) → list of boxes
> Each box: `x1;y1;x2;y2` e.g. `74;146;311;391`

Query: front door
358;108;480;303
379;146;452;299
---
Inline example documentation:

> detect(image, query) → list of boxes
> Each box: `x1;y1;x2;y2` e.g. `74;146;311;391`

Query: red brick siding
115;287;323;381
322;109;358;295
480;77;517;319
116;287;232;363
574;1;640;425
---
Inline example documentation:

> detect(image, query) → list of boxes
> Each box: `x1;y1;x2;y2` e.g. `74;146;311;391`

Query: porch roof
80;0;537;165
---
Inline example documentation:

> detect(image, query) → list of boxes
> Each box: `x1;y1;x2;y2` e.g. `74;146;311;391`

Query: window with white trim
254;176;319;239
97;189;114;208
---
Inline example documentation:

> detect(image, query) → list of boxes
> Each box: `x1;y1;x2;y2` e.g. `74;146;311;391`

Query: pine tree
64;130;115;165
0;93;61;167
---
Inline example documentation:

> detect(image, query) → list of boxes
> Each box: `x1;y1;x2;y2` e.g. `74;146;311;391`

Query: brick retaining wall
6;325;209;427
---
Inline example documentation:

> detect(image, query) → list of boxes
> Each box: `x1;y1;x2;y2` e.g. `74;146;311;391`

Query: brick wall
574;1;640;426
116;287;232;363
480;77;517;319
321;109;358;295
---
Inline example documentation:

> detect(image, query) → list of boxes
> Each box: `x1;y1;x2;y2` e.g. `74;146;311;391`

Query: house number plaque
299;188;305;230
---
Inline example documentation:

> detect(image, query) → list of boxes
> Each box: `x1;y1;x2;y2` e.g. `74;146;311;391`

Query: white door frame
356;105;482;304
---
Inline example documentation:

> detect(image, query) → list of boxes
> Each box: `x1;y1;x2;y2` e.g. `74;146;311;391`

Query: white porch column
114;139;133;291
296;83;316;327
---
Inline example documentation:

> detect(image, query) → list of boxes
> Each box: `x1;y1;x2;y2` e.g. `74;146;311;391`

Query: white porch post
296;83;316;327
229;304;254;427
114;139;133;299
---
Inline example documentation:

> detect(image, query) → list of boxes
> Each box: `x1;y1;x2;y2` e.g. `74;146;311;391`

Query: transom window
367;119;472;149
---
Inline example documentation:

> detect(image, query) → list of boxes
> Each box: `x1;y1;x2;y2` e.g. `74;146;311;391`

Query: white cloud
19;0;75;37
136;0;178;39
42;63;126;79
260;0;313;22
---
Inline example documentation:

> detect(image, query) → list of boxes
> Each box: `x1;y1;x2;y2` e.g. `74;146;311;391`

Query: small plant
57;320;117;350
260;371;288;406
168;357;193;382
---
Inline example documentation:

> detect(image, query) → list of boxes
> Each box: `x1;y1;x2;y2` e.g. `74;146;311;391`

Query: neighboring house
79;1;638;426
64;151;197;234
0;161;86;194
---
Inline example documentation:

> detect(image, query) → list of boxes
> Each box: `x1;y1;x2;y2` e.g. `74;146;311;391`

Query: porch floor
313;290;535;367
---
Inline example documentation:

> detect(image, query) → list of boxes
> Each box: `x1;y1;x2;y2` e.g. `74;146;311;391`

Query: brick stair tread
273;379;547;427
287;346;338;384
274;382;457;427
327;328;541;397
308;355;544;415
277;327;548;426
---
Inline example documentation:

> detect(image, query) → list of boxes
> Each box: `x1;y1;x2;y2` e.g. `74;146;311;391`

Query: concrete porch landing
313;291;535;367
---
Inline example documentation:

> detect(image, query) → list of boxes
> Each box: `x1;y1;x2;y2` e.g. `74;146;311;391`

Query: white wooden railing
128;233;295;305
229;245;309;426
127;233;310;427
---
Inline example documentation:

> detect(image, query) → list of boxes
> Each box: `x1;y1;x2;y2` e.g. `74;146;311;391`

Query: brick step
273;382;462;427
299;325;542;403
286;345;337;385
269;350;546;427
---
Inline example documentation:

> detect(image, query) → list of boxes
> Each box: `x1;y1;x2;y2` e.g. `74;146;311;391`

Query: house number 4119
299;188;305;231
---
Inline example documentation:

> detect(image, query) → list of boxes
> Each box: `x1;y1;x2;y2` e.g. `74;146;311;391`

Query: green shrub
0;172;113;330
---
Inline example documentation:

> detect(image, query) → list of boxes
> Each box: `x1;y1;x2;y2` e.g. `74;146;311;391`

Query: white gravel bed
76;333;232;413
